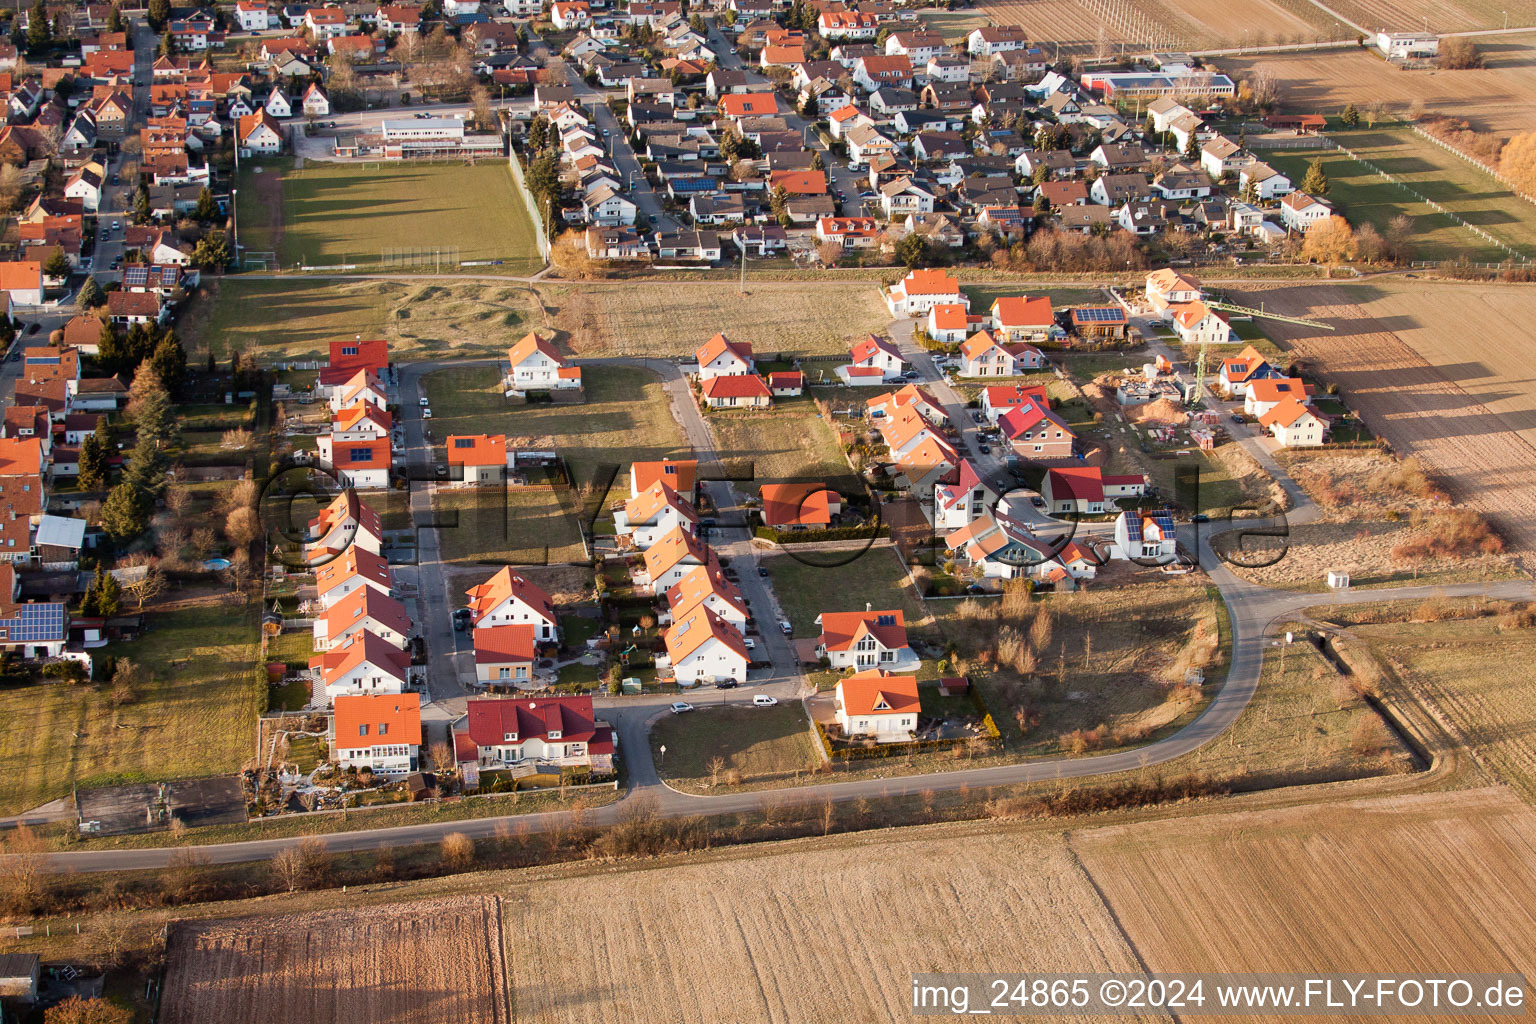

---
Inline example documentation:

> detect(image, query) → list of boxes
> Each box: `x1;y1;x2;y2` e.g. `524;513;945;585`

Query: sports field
181;279;544;363
235;161;543;273
1261;128;1536;262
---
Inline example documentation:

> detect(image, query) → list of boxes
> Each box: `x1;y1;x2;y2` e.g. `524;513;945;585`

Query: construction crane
1188;300;1335;406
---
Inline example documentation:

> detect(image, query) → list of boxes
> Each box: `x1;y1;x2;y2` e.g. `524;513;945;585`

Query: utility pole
738;251;746;295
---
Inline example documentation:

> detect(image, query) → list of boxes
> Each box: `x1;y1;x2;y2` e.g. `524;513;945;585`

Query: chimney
865;601;872;612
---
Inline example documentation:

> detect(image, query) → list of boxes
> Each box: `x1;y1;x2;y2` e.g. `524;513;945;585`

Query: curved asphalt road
21;365;1536;869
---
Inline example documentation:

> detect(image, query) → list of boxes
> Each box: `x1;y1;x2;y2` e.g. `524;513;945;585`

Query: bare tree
819;794;835;835
111;658;142;706
707;755;726;787
119;556;167;611
0;824;50;913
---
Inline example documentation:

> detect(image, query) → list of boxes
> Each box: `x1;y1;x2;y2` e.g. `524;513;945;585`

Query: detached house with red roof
1243;377;1309;418
885;267;965;317
695;332;755;380
662;605;749;684
998;399;1074;460
701;370;771;408
989;295;1055;345
834;668;919;742
931;459;998;531
980;383;1051;425
927;302;982;345
331;404;392;443
1259;397;1326;447
867;383;948;427
466;566;558;642
446;434;509;485
959;329;1043;377
318;435;391;490
816;608;916;671
1041;466;1146;515
759;482;841;530
461;695;613;771
323;338;390;390
838;334;905;384
330;693;421;776
504;332;582;393
630;459;697;503
614;481;697;550
1218;345;1279;398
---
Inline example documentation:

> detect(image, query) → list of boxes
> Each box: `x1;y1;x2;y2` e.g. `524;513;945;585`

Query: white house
504;332;582;392
927;302;975;345
665;564;749;633
663;606;749;684
816;609;918;671
1111;509;1178;563
639;525;712;596
1279;191;1334;232
235;0;271;30
931;459;997;531
614;481;697;550
990;295;1054;345
583;183;638;226
834;669;920;742
843;334;905;381
1240;161;1292;200
315;588;412;651
1259;397;1327;447
302;83;330;118
237;110;285;156
550;0;591;29
462;695;613;771
695;332;755;379
305;489;383;563
1200;135;1246;179
1244;377;1310;418
330;694;421;776
313;544;393;610
64;167;103;212
959;329;1038;377
264;86;292;118
885;267;966;317
465;566;558;642
317;436;390;489
1167;301;1237;346
967;25;1030;56
312;629;412;698
1375;31;1438;58
472;624;536;685
1041;466;1146;515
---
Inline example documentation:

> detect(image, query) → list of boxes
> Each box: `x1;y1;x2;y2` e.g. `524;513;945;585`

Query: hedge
815;720;1003;761
753;524;885;544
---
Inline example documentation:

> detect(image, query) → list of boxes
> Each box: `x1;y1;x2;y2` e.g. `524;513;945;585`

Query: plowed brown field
501;831;1158;1024
1222;49;1536;133
1074;788;1536;988
159;895;510;1024
976;0;1330;50
1225;280;1536;558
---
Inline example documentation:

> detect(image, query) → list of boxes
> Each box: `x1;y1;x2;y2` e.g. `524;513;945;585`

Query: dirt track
1228;282;1536;560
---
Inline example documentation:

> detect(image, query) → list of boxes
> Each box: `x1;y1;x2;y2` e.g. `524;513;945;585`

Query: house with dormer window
815;608;917;671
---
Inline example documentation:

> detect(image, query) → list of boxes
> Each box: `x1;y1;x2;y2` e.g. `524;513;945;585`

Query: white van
752;694;778;707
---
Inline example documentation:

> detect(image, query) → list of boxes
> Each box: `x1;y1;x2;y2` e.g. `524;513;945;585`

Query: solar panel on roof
1;602;66;643
1073;307;1126;322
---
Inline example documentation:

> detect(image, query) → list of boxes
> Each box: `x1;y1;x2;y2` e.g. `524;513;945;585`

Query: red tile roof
838;668;920;716
701;374;771;400
465;695;599;746
333;693;421;749
473;624;538;664
818;610;908;653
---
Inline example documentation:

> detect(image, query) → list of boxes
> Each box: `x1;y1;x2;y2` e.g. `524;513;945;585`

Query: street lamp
231;188;239;264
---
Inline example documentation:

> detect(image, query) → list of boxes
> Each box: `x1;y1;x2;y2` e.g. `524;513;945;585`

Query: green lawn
431;485;587;565
1265;128;1536;262
761;547;933;640
422;364;689;491
236;160;543;273
0;601;262;816
916;8;994;41
181;278;544;364
706;399;857;492
960;286;1112;315
649;703;821;786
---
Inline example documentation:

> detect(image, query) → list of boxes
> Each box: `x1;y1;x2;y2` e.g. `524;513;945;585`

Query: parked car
435;464;448;478
977;444;991;454
700;517;717;527
714;679;739;689
422;408;433;419
752;694;778;707
1230;414;1244;425
670;701;694;714
452;608;472;631
743;637;756;649
418;397;430;407
757;566;769;577
778;619;792;635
